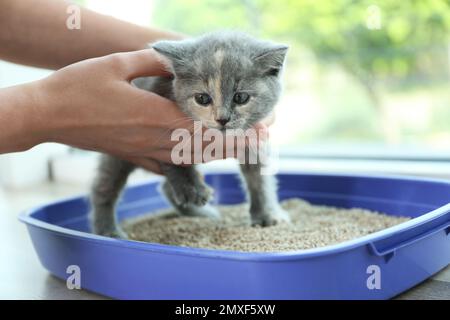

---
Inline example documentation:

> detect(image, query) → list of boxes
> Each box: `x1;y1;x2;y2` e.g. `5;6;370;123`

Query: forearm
0;0;183;70
0;83;46;153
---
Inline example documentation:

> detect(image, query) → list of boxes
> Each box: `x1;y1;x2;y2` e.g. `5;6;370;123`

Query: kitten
90;31;290;238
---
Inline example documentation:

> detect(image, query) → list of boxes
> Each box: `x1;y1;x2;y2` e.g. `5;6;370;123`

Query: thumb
119;49;173;80
121;156;163;175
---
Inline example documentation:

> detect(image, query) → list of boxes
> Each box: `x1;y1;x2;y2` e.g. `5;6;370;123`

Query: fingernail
258;125;269;141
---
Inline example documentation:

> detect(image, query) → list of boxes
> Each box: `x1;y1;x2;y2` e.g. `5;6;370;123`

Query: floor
0;182;105;299
0;181;448;300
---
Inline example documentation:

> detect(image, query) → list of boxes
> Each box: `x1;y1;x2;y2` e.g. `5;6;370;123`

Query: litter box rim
19;171;450;262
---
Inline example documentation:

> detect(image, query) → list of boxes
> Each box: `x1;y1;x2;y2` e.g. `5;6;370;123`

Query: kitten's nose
216;118;230;126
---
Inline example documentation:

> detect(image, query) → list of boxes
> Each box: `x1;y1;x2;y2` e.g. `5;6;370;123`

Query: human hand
24;49;271;173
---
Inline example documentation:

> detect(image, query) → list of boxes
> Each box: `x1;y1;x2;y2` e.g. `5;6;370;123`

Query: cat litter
123;199;410;252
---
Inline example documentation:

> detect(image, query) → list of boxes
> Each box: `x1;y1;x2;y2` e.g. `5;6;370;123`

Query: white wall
0;61;68;189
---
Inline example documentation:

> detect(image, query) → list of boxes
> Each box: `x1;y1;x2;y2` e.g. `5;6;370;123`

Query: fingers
120;124;269;168
112;49;173;80
121;156;163;174
162;126;269;164
120;147;192;168
261;112;276;127
125;85;195;130
252;123;269;141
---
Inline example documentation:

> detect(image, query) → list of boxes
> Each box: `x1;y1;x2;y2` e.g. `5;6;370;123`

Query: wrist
25;78;57;145
0;83;45;153
3;81;53;152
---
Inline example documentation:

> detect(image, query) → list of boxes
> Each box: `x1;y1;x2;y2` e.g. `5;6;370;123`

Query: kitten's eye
233;92;250;105
194;93;212;106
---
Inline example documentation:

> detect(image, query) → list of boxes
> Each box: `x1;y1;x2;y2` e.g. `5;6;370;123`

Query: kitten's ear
151;41;183;60
152;40;193;74
253;44;289;77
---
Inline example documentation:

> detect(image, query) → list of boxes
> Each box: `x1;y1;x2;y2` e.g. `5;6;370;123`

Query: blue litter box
20;172;450;299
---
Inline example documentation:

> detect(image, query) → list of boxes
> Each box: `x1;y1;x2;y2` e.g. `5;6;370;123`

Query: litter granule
123;198;410;252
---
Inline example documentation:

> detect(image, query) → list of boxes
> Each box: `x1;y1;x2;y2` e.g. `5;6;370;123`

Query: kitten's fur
90;32;290;238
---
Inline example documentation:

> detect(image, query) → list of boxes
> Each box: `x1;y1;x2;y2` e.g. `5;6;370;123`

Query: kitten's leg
160;164;220;218
239;162;290;227
90;155;135;238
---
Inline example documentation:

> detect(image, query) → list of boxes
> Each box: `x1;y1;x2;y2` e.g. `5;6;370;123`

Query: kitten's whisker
238;89;258;93
163;116;195;127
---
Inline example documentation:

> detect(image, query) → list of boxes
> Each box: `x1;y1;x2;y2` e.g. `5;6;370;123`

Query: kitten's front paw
182;203;221;219
172;182;213;207
251;209;291;227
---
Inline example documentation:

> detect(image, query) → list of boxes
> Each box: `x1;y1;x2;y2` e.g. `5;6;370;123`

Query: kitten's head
152;32;288;130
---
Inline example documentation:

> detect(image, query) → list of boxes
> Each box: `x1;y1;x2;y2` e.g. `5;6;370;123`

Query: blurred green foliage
154;0;450;86
153;0;450;145
73;0;86;6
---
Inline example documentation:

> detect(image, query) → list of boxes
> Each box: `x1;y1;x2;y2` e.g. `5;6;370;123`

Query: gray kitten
90;32;290;238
